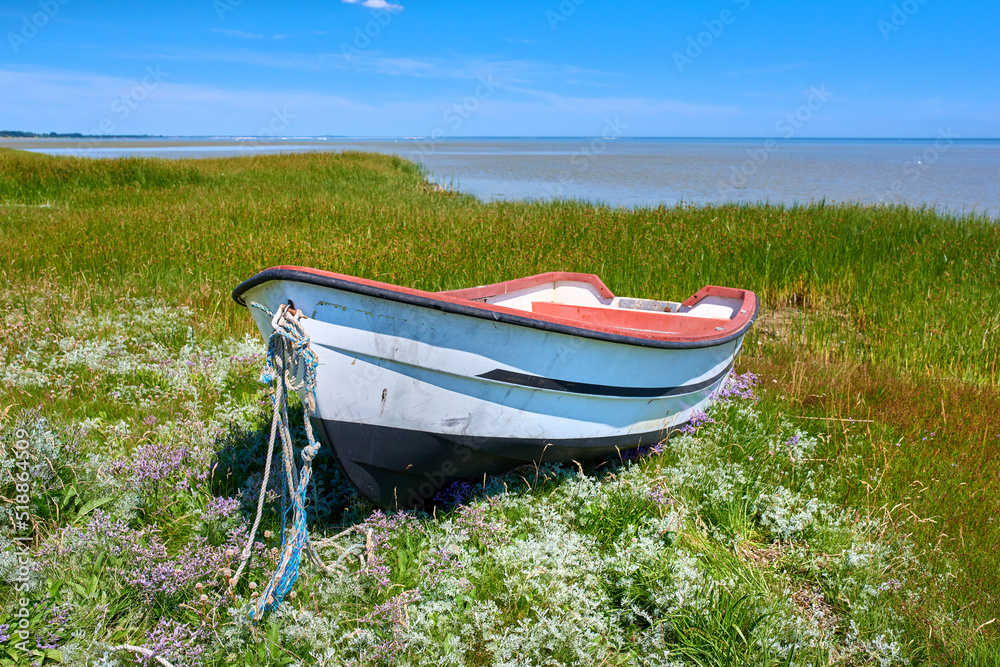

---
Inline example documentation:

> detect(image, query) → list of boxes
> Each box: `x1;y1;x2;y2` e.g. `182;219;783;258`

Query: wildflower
200;496;240;522
678;409;714;435
142;618;205;666
248;582;257;590
199;594;208;602
713;371;759;402
648;488;669;505
107;441;195;495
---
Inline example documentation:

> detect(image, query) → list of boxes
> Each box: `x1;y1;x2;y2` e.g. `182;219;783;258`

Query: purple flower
434;480;475;507
648;487;672;506
425;548;472;590
358;590;420;662
107;442;196;495
678;409;715;435
622;439;666;461
878;578;903;592
712;371;759;403
47;510;249;604
140;617;205;666
454;504;508;547
201;496;241;522
360;511;418;588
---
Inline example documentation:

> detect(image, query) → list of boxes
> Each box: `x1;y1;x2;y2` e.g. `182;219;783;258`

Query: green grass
1;148;998;665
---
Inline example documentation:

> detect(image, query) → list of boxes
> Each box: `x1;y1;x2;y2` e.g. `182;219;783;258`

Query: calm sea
11;137;1000;218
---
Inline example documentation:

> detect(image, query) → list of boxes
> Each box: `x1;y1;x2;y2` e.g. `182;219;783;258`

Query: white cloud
342;0;403;11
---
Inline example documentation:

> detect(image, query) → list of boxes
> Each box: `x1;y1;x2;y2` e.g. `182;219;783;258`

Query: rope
230;301;327;621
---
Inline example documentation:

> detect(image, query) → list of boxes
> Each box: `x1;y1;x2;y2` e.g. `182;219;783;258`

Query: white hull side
243;280;740;443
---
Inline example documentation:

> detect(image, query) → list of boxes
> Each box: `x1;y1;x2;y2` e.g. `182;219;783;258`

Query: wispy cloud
0;64;746;137
725;62;815;77
210;28;266;39
0;66;373;135
342;0;403;11
209;28;299;40
502;85;740;117
129;47;625;86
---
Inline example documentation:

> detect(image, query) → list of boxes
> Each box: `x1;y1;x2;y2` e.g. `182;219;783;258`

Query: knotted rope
230;301;327;620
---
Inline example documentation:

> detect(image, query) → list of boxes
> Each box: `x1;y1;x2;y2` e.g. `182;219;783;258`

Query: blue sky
2;0;998;137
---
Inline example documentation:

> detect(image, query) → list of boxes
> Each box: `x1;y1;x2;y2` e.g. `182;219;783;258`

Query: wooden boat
233;267;757;508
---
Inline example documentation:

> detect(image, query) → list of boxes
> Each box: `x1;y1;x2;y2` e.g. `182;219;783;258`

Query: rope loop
231;301;327;621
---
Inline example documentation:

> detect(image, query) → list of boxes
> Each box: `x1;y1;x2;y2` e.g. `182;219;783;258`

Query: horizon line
3;134;999;141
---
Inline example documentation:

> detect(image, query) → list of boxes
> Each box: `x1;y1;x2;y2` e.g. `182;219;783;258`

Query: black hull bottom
312;418;668;509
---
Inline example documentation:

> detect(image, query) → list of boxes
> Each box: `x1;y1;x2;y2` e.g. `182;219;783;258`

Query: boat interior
439;272;754;337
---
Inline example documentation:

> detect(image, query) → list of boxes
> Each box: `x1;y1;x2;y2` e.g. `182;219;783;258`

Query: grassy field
1;148;998;665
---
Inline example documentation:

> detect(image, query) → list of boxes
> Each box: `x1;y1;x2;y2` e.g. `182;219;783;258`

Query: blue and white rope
230;301;326;621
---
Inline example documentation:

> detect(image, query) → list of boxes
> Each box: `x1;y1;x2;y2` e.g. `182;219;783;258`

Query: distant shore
0;137;336;150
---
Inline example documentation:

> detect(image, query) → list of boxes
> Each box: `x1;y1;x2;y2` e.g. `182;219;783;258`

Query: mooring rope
229;301;327;621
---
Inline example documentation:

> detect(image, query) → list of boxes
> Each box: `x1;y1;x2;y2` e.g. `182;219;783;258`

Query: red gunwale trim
236;266;758;346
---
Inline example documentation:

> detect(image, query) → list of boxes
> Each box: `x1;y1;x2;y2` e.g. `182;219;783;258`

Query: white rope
229;359;284;590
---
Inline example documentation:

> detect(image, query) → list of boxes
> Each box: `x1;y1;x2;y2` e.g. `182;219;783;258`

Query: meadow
0;147;998;666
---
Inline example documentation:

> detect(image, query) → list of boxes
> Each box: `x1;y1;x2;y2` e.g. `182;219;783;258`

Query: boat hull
311;418;677;509
235;269;753;508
